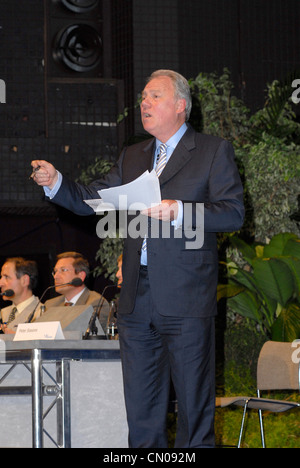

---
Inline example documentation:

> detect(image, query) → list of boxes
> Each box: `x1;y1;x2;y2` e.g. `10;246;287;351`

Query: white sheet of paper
84;170;161;213
84;199;115;212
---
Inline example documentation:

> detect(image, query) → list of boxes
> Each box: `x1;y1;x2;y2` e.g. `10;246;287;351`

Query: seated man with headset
43;252;109;335
0;257;41;334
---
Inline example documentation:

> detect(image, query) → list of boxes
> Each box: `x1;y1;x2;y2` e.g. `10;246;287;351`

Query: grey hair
146;69;192;121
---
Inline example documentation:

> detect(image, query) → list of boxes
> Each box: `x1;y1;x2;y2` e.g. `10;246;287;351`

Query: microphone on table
82;284;116;340
26;277;84;323
0;289;15;297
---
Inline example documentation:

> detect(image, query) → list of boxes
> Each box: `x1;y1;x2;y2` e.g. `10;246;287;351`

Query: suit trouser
117;267;216;448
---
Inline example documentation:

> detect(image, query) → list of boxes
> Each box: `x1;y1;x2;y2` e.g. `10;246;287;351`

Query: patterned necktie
142;143;168;252
155;143;168;177
64;302;73;306
7;307;18;324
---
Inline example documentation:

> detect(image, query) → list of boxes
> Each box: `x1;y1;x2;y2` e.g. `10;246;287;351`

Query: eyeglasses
52;267;71;277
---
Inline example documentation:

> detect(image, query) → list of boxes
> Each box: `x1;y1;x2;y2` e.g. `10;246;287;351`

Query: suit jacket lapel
143;138;156;171
21;297;40;322
127;127;195;187
76;287;89;305
121;138;155;184
159;125;196;185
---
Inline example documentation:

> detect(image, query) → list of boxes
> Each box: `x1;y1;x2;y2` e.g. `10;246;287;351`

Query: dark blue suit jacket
51;125;244;318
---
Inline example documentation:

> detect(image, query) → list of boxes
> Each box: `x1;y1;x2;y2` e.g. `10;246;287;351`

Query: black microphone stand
26;285;54;324
26;278;84;323
82;285;116;340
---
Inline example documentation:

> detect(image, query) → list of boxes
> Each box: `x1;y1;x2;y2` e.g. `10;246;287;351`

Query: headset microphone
0;289;14;297
68;278;83;287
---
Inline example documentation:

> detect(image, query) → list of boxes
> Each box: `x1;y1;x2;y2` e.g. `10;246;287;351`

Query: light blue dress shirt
140;123;187;265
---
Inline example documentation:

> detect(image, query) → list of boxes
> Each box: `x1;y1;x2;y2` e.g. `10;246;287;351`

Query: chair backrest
257;341;300;391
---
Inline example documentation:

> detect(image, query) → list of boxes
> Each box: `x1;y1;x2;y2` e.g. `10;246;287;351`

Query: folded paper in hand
84;170;161;213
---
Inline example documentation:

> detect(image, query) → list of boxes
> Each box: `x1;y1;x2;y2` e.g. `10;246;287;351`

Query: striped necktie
142;143;168;252
155;143;168;177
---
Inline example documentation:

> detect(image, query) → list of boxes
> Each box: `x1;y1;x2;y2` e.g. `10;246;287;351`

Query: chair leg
257;390;266;448
238;400;249;448
258;409;266;448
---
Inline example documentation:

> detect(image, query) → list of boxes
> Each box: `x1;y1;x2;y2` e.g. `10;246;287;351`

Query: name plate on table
14;322;65;341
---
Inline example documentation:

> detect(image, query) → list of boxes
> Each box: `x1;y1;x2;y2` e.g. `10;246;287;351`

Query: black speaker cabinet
45;0;103;78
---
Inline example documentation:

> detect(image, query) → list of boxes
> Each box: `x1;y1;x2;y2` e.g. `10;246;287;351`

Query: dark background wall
0;0;299;303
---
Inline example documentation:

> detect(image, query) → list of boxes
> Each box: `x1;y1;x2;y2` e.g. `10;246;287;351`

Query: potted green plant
218;232;300;341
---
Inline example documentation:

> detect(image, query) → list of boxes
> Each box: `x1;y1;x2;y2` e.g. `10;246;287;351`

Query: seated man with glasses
44;252;109;330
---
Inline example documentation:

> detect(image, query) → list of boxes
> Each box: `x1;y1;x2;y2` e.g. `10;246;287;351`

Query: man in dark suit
31;70;244;448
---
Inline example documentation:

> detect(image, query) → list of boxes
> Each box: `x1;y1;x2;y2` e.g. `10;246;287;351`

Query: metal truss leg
56;359;71;448
31;349;43;448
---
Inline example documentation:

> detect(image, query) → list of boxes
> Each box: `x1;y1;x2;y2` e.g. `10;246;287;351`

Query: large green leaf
278;257;300;301
252;258;294;306
230;268;259;294
217;284;244;301
263;232;298;258
228;290;262;322
271;303;300;342
283;238;300;260
229;237;257;265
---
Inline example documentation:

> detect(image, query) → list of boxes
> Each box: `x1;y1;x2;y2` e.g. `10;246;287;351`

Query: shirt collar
155;122;188;154
65;287;86;305
13;295;37;313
